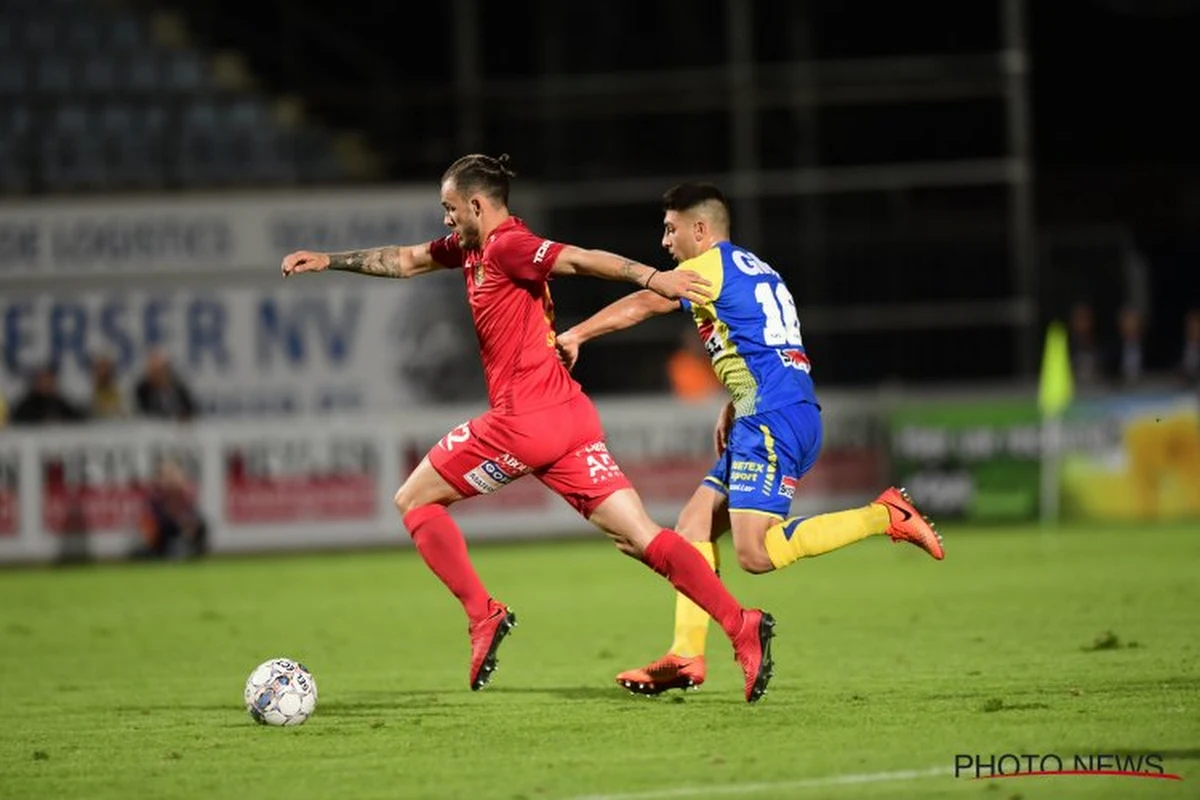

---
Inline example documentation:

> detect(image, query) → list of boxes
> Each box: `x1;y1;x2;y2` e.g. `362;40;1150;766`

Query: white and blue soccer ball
244;658;318;726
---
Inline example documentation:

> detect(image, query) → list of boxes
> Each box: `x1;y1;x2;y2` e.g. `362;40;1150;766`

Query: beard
455;224;482;250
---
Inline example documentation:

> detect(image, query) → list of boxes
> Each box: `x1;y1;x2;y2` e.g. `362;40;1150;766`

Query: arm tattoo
618;258;638;283
327;247;404;278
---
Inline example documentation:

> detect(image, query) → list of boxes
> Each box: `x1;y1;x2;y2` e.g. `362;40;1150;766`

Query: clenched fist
281;250;331;277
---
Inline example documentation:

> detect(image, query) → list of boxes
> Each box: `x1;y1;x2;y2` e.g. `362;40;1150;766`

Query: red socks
643;529;743;637
403;505;490;623
403;510;742;639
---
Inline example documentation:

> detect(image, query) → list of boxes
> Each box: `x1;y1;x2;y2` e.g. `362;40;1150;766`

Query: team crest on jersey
473;260;486;286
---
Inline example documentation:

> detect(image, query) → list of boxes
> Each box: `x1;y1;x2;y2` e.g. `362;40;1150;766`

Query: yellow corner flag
1038;321;1075;418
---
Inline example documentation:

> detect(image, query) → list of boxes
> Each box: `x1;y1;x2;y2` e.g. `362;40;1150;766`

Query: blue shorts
703;402;822;518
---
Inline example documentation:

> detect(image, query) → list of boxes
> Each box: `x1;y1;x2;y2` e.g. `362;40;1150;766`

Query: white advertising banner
0;275;483;416
0;187;446;278
0;186;488;416
0;399;883;564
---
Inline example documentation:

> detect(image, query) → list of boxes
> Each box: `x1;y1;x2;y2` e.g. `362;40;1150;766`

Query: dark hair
442;153;517;205
662;182;730;216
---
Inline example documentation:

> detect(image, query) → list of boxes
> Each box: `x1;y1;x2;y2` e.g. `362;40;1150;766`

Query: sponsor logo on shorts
779;475;798;499
496;453;529;473
730;460;765;485
463;459;515;494
578;442;623;484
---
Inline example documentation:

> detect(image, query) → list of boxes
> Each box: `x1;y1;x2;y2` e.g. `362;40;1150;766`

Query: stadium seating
0;0;353;192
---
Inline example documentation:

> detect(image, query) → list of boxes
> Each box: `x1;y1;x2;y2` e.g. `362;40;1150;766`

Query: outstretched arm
552;246;711;304
281;243;446;279
555;290;679;371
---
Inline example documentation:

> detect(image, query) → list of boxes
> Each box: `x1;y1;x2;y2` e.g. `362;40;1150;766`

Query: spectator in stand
9;365;87;425
1068;301;1103;388
666;325;724;403
134;459;208;560
90;354;127;420
1180;308;1200;386
135;350;196;422
1117;306;1145;387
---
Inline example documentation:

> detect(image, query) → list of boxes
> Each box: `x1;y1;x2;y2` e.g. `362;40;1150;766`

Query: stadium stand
0;0;361;192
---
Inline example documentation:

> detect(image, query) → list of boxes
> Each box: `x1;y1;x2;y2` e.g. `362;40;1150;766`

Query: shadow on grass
115;702;236;713
115;684;767;726
319;686;629;710
491;686;637;701
321;685;749;710
490;686;764;706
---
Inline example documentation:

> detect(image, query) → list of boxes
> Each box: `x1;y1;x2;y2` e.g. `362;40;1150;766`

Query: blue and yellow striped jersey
678;241;818;417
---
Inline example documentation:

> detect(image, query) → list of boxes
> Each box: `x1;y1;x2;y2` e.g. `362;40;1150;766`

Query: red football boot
732;609;775;704
875;486;945;560
468;600;517;690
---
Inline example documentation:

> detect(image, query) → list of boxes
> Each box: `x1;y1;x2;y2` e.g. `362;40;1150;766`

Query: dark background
6;0;1198;391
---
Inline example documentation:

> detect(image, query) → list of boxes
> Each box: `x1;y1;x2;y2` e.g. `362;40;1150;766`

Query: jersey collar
484;216;524;248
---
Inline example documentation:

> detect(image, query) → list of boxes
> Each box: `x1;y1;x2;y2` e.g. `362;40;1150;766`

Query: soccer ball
243;658;318;726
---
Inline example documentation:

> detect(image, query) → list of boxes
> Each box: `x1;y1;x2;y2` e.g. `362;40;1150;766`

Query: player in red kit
281;153;776;702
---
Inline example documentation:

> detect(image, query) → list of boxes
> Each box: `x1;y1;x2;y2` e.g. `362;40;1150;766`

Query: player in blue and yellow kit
556;183;944;694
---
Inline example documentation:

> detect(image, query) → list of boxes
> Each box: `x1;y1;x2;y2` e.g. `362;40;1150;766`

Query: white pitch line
567;766;949;800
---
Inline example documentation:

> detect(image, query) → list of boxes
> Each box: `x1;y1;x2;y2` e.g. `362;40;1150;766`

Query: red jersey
428;217;582;415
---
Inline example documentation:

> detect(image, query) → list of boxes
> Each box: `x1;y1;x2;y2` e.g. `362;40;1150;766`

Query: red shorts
428;393;632;517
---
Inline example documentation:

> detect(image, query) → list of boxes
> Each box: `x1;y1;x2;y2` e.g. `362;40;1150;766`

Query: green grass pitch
1;523;1197;799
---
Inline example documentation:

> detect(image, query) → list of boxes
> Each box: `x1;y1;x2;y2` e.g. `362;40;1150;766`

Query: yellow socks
661;505;892;656
763;504;891;569
667;541;719;657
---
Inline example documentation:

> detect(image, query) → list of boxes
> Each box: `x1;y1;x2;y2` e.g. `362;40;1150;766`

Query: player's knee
734;541;774;574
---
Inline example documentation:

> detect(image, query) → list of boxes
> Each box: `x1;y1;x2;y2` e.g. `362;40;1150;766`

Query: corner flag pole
1038;321;1074;527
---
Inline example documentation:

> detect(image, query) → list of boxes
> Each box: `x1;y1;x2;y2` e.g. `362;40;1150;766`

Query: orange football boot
617;609;775;703
616;654;707;695
876;486;944;560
